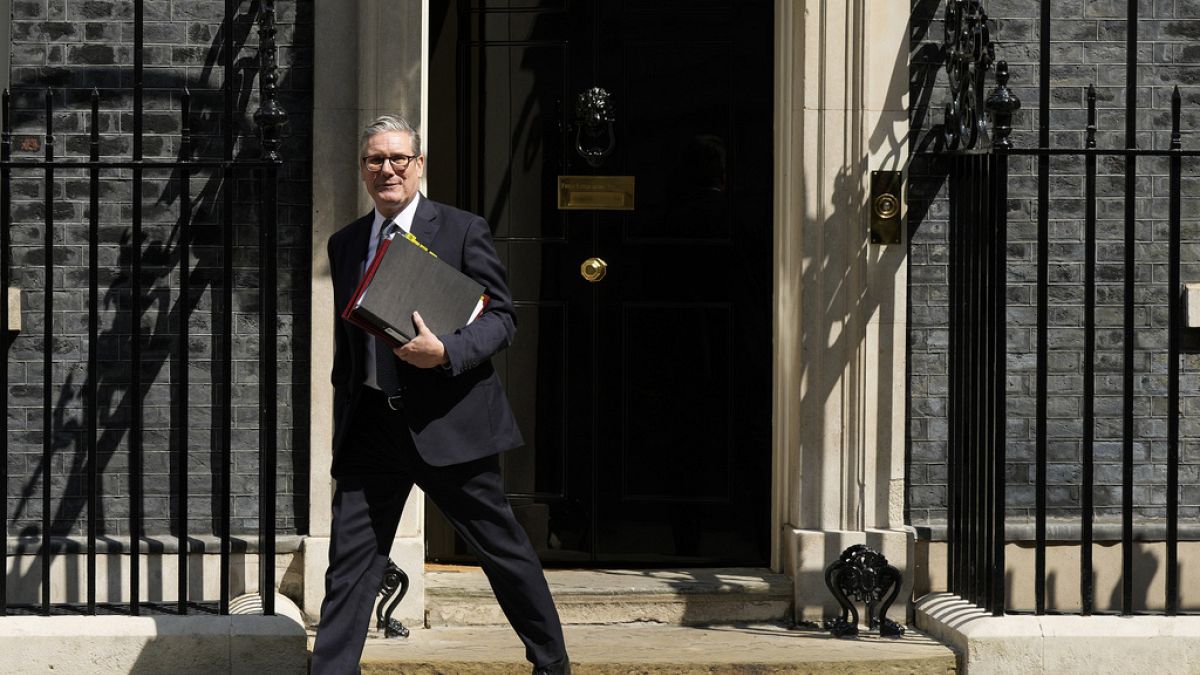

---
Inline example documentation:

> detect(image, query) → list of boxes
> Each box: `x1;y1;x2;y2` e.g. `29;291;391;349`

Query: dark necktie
373;220;400;395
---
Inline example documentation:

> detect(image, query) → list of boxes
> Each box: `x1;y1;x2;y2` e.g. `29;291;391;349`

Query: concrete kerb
0;593;307;674
916;592;1200;674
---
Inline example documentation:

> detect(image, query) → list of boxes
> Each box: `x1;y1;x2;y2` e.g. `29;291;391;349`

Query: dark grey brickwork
909;0;1200;532
5;0;312;540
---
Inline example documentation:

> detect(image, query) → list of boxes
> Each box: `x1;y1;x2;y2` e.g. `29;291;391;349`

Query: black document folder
342;231;487;347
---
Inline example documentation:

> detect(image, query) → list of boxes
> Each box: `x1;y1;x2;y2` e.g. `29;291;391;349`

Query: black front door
427;0;773;566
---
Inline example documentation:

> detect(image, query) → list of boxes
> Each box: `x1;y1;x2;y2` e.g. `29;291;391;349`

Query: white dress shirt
363;193;421;390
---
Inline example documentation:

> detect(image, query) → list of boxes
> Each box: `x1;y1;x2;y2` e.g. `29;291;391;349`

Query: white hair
359;115;422;157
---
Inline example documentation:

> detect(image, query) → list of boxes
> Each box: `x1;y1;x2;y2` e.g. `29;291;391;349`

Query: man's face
360;130;425;217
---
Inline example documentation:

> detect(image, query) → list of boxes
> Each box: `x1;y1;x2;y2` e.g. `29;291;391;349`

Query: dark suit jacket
328;196;524;470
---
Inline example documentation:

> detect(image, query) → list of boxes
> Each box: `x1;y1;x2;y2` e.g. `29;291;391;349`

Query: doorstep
351;623;957;674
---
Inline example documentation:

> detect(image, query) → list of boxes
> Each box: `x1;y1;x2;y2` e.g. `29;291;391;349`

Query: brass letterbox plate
557;175;635;210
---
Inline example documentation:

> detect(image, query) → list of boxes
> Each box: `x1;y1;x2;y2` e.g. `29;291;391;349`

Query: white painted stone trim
917;592;1200;674
774;0;911;623
309;0;429;624
0;593;307;674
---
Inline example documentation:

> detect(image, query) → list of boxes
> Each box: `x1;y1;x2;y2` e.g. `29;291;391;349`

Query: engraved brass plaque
557;175;635;210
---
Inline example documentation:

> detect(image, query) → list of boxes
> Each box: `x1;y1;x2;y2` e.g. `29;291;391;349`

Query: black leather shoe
532;657;571;675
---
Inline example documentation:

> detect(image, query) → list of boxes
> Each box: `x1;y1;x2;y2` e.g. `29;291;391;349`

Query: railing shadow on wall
1;0;294;617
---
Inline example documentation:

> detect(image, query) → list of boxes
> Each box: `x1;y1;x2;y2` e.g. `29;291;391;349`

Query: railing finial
985;61;1021;150
1171;86;1182;151
254;0;288;161
1086;84;1097;149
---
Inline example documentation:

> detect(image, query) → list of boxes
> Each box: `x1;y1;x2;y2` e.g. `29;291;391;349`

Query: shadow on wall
903;0;954;531
2;549;260;605
1001;541;1174;613
5;0;310;606
907;0;952;224
790;0;912;534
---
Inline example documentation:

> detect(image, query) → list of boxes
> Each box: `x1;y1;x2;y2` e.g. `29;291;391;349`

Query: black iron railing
937;0;1197;617
0;0;286;617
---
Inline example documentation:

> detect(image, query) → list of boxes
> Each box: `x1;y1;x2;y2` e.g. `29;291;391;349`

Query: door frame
426;0;776;567
308;0;913;623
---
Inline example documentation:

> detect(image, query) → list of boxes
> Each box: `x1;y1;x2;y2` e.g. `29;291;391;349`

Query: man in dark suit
310;115;570;675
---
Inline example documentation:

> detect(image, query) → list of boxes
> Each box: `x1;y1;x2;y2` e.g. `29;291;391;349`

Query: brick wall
909;0;1200;531
4;0;312;540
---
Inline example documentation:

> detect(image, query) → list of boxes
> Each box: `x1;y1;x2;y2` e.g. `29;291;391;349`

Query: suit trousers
310;387;567;675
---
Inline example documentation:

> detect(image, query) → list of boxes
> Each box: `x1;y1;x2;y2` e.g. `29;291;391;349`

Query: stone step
353;624;958;674
424;567;795;627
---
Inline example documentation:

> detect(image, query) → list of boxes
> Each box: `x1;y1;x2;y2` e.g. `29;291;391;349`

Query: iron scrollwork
376;558;411;638
574;87;616;168
823;544;905;638
942;0;995;150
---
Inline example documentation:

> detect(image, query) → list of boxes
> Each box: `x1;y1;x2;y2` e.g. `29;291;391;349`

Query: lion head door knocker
574;87;616;168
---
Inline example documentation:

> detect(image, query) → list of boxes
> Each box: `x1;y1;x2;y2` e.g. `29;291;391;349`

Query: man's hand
395;311;449;369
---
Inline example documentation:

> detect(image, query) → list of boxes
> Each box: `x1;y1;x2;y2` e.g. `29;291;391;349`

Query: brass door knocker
574;87;616;168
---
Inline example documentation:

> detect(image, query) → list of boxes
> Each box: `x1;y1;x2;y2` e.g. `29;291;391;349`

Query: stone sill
917;592;1200;674
0;593;307;674
915;521;1200;542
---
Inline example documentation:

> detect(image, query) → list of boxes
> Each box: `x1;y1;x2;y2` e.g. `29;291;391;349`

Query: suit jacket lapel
410;195;440;247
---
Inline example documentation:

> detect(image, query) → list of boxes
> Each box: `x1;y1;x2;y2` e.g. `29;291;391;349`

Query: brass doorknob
580;257;608;282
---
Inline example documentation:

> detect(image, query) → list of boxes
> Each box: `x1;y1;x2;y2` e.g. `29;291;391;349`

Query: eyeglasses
362;154;419;172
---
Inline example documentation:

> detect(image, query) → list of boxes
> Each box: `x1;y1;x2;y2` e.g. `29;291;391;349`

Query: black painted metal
937;0;1197;619
948;153;961;595
1122;0;1138;617
823;545;905;638
985;65;1016;617
1034;0;1050;617
131;0;145;615
219;0;236;617
1167;86;1182;615
970;152;981;606
943;39;1017;612
0;1;283;617
1081;84;1097;616
984;151;996;613
973;152;986;607
40;88;53;616
177;87;192;616
941;13;1012;613
948;149;1007;611
989;149;1008;617
256;0;286;618
376;559;411;639
88;88;101;615
942;0;994;150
